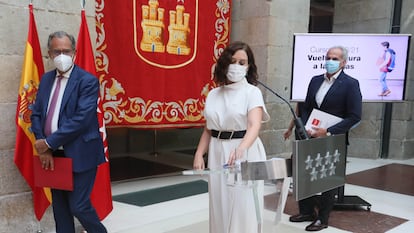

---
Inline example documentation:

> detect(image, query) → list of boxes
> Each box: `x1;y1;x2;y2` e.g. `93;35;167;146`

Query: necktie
44;76;63;136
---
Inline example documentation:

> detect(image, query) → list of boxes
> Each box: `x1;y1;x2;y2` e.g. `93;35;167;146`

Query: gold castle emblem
140;0;191;55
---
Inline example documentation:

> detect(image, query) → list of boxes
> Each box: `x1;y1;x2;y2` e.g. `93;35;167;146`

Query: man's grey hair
329;46;348;62
47;31;76;50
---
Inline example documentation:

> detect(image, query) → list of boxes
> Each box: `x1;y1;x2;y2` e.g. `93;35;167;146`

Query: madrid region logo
134;0;198;69
304;149;341;182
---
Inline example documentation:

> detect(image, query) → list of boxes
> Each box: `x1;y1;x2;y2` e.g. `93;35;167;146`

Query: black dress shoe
289;213;316;222
305;219;328;231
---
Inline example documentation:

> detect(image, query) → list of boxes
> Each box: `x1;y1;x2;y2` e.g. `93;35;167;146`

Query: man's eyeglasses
326;57;340;61
50;49;74;57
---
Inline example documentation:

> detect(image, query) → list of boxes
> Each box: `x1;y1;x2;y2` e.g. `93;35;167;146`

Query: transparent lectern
183;157;292;233
183;134;353;232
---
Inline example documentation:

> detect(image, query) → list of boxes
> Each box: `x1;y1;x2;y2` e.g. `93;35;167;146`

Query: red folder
33;156;73;191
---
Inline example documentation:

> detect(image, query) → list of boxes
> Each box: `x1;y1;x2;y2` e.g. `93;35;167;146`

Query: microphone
257;80;309;140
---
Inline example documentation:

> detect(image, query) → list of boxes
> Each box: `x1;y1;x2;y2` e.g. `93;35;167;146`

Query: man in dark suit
31;31;107;233
289;46;362;231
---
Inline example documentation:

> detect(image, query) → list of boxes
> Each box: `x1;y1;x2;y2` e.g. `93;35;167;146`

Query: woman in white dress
193;41;270;233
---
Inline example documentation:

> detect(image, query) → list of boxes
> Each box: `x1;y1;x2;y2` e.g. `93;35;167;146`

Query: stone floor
97;156;414;233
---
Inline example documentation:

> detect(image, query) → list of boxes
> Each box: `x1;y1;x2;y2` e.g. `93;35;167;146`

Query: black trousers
51;168;107;233
298;188;337;224
295;137;349;225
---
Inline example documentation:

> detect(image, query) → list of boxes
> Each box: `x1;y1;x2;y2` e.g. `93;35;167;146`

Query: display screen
291;33;411;102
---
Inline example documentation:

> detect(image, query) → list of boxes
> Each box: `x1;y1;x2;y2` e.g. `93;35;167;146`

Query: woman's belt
211;130;246;139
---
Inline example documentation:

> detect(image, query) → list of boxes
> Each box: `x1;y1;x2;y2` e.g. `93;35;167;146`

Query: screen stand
333;145;371;211
334;185;371;211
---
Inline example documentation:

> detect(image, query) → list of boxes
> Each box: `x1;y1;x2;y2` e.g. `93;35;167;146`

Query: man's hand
34;139;49;154
34;139;54;170
39;151;54;170
283;128;293;140
310;127;328;138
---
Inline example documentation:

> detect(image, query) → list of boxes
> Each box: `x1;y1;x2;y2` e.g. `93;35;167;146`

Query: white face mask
53;54;73;73
227;64;248;83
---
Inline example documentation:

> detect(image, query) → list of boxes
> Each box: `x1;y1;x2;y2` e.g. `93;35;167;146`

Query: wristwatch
326;131;332;136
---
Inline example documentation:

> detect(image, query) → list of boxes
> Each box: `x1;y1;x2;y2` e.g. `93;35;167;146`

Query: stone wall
395;0;414;159
231;0;414;160
333;0;414;159
231;0;310;157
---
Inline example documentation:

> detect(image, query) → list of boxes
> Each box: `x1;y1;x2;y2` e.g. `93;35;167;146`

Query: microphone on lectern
256;80;309;140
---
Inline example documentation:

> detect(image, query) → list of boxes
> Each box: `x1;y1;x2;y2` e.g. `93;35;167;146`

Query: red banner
95;0;231;128
75;9;113;220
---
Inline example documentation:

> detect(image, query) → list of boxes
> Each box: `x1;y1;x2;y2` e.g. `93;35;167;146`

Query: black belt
211;130;246;139
52;149;65;157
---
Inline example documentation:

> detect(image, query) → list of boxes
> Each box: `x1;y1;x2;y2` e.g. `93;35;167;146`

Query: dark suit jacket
300;70;362;141
31;65;105;172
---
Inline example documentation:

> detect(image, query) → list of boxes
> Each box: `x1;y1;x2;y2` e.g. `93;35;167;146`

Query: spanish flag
14;3;50;221
75;8;113;220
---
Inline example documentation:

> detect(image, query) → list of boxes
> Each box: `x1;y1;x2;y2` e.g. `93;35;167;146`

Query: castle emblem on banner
140;0;191;55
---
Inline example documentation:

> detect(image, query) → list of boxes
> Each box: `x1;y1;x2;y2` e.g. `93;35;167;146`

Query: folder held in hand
305;109;343;134
33;156;73;191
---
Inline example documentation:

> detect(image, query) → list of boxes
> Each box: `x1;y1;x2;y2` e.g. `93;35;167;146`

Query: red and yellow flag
14;3;50;221
75;8;113;220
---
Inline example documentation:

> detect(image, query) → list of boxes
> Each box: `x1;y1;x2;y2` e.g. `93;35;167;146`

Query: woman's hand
193;155;205;170
227;148;246;166
193;126;210;170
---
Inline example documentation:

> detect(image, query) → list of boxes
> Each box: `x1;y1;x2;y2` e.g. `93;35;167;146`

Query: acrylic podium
240;157;292;226
183;134;371;233
183;157;292;233
183;134;362;232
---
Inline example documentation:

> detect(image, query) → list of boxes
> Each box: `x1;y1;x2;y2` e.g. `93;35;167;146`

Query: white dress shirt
315;70;341;108
47;67;73;134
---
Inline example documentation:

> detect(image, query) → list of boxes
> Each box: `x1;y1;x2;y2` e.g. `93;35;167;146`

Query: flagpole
36;222;43;233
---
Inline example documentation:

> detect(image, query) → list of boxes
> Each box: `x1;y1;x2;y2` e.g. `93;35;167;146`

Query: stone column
390;0;414;159
231;0;310;156
333;0;414;159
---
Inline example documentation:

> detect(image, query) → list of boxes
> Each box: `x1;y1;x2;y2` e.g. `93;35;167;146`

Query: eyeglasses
50;49;74;57
326;57;340;61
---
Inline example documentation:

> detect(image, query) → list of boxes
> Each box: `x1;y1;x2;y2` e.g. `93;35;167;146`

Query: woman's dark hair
214;41;258;86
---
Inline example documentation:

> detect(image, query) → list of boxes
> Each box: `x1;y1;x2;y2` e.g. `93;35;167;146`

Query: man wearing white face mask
31;31;107;233
289;46;362;231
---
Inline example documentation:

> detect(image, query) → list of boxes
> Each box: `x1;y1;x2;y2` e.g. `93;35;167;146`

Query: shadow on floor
109;156;184;182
